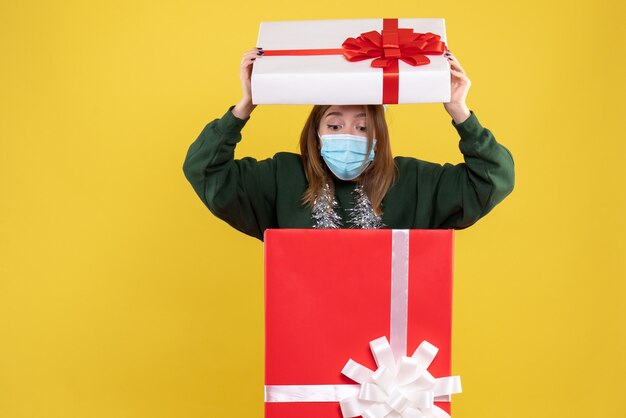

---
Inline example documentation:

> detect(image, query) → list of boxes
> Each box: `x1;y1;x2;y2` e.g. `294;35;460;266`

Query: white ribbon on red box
265;230;462;418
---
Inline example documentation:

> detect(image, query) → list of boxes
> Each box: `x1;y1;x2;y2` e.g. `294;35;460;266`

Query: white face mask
318;133;377;180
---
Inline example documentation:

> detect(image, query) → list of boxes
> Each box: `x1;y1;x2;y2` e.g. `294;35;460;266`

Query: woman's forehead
323;105;366;118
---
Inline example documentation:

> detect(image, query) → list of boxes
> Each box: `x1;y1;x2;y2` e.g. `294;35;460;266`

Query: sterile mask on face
318;133;377;181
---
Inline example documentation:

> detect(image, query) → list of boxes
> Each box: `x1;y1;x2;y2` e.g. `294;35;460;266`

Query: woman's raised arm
182;49;278;241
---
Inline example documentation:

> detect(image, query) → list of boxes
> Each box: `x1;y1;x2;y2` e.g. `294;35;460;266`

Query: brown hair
299;105;398;216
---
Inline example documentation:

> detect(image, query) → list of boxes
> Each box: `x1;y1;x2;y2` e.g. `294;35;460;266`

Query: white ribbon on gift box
265;230;462;418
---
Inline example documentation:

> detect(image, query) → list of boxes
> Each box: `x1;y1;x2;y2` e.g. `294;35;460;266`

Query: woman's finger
450;68;471;84
445;53;464;71
450;68;465;77
241;48;264;62
450;66;467;76
448;58;464;73
450;66;466;75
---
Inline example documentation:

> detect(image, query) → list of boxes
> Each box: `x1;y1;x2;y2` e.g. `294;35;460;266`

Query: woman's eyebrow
325;112;366;118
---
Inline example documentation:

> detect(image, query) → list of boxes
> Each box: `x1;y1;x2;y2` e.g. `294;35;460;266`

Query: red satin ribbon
261;18;448;104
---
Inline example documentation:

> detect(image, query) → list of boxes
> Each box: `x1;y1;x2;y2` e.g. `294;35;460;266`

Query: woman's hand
232;48;263;120
443;50;472;124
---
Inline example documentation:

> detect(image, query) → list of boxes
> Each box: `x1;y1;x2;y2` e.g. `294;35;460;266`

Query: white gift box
251;18;450;105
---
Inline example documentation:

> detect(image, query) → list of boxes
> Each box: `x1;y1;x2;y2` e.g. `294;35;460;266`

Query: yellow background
1;1;624;417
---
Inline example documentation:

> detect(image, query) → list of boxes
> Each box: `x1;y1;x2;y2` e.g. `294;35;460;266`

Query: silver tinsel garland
311;182;343;229
311;182;385;229
347;185;385;229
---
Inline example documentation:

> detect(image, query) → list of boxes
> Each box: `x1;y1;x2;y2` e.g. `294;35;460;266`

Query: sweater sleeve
182;105;278;241
428;110;515;229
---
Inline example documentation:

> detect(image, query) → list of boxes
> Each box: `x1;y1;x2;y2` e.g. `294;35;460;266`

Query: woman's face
317;105;374;149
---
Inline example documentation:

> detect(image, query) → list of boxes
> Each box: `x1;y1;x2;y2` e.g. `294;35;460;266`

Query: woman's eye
358;126;367;132
327;124;341;130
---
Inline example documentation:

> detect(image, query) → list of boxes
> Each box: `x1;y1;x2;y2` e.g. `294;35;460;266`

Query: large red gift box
264;229;461;418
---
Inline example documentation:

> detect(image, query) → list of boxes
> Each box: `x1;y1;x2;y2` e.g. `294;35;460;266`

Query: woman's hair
299;104;398;216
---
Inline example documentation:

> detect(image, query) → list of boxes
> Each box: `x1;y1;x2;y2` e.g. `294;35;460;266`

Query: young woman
182;48;515;241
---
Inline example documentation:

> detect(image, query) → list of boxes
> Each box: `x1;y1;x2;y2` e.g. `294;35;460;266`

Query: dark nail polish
257;51;264;55
251;58;256;60
257;47;263;50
